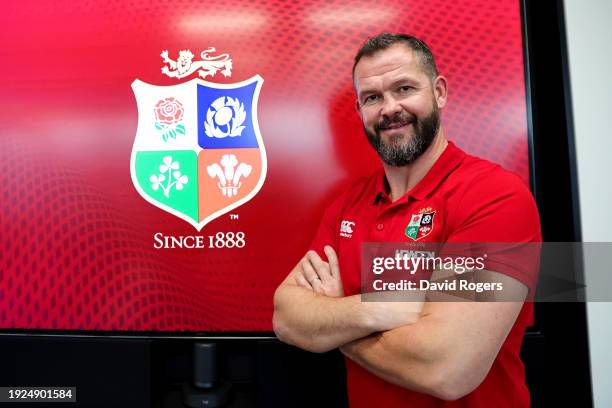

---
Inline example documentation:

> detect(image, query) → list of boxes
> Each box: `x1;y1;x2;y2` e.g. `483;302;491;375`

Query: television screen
0;0;530;334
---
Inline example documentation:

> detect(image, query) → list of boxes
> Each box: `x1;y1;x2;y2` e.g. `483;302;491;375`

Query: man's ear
433;75;448;109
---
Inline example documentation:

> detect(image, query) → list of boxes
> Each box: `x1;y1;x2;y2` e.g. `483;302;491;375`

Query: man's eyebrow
389;76;421;88
357;88;378;99
357;76;425;99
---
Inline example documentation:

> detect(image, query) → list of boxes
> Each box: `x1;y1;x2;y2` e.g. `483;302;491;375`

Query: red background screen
0;0;528;333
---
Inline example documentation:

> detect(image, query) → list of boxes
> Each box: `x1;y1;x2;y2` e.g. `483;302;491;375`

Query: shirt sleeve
445;168;542;293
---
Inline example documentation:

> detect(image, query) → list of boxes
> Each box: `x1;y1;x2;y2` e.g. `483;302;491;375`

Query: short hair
352;33;439;81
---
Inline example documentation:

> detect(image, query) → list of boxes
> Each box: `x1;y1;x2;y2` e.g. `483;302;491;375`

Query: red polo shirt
310;141;541;407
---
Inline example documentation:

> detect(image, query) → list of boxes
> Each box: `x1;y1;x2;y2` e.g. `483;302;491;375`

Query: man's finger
300;257;322;285
311;278;325;294
295;273;313;290
306;250;333;283
324;245;341;279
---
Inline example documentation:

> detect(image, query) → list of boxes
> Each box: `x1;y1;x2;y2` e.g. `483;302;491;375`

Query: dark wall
521;0;592;406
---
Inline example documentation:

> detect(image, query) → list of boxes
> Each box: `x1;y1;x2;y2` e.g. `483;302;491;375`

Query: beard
364;102;440;167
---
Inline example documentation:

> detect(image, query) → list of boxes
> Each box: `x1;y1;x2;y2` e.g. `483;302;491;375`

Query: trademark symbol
230;214;239;220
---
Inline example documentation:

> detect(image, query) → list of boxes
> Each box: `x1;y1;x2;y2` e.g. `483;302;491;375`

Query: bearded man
273;33;541;407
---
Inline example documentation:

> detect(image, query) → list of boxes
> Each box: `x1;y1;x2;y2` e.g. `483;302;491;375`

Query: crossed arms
272;246;528;401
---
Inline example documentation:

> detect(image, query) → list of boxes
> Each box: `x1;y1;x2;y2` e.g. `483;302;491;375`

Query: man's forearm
340;323;451;399
273;284;375;353
273;248;423;353
339;302;506;402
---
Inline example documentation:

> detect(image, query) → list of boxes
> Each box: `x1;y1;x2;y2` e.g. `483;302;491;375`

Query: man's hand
295;246;344;298
273;245;424;352
295;247;421;330
295;245;422;329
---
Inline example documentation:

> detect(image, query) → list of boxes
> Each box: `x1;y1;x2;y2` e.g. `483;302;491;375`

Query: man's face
353;44;442;167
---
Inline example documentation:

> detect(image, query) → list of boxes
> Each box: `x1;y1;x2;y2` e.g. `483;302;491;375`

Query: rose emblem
153;97;186;142
154;97;184;124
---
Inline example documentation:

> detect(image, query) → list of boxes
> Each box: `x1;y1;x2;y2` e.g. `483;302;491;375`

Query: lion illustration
161;48;233;79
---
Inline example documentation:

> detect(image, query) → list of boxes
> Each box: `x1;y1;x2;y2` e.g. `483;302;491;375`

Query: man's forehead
354;45;422;79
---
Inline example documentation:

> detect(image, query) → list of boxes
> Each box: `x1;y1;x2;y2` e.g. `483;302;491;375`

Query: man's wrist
332;294;378;334
351;296;383;332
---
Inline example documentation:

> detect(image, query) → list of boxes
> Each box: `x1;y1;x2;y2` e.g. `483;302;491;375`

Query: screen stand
181;342;231;407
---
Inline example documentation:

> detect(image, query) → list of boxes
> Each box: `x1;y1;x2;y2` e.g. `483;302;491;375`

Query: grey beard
364;105;440;167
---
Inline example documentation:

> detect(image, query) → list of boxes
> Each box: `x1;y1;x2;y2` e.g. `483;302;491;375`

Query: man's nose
380;95;402;118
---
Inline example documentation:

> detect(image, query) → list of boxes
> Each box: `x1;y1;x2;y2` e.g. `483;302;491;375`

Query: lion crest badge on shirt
130;48;266;231
405;207;436;241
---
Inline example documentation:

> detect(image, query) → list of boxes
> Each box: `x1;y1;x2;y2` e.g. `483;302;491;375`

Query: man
273;33;541;407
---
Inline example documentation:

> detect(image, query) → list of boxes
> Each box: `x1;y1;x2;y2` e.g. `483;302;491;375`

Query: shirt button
376;223;384;231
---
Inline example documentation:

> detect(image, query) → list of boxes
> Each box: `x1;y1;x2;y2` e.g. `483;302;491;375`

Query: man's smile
377;118;415;135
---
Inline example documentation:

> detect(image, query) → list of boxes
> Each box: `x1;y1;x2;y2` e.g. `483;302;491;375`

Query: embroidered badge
339;220;355;238
405;207;436;241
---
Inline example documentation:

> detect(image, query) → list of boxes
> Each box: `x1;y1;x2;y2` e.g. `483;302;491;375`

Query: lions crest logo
130;48;266;230
405;207;436;241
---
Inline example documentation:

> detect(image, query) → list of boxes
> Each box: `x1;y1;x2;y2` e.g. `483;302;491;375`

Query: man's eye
399;85;413;92
364;95;379;104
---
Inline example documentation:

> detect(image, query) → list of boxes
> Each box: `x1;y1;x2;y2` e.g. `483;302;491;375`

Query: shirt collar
373;140;466;204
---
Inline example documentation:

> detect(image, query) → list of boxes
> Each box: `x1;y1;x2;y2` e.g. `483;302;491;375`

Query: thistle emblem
204;96;246;138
